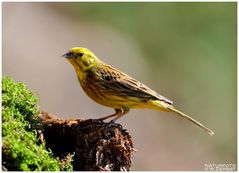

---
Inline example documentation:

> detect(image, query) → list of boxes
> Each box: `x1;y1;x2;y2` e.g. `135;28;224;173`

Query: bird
63;47;214;136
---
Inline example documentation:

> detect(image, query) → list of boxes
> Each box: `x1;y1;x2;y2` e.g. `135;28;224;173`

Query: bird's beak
62;53;67;58
62;51;71;58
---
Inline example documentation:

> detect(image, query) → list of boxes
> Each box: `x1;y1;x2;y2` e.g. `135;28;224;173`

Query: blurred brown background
2;2;236;171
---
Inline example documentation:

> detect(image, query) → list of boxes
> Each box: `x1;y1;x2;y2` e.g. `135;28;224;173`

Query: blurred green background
2;2;236;170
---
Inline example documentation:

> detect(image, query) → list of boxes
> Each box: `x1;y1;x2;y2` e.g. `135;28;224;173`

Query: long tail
167;106;214;136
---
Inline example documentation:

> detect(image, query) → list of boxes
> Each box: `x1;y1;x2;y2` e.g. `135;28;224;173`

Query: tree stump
40;112;134;171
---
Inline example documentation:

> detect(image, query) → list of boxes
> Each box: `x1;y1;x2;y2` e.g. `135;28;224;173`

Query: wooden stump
40;112;134;171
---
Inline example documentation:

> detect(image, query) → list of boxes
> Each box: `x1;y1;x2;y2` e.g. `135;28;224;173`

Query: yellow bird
63;47;214;136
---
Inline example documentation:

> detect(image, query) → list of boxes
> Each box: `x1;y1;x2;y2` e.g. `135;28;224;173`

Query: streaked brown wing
96;65;173;104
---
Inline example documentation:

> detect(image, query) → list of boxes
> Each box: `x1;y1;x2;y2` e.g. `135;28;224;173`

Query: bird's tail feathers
167;106;214;136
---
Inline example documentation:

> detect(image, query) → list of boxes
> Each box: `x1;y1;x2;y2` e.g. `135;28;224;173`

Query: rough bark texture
40;112;134;171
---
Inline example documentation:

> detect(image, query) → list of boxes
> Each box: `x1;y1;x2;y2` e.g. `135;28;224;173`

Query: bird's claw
109;120;116;124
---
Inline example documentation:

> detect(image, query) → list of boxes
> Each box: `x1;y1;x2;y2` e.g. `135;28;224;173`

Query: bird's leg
98;109;122;121
111;107;130;122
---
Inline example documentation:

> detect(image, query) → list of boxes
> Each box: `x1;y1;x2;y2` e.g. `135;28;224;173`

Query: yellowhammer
63;47;214;136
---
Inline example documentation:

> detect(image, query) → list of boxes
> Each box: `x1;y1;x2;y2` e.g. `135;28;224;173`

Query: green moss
2;77;73;171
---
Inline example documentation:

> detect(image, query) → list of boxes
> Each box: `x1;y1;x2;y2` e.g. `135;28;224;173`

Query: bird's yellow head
63;47;101;72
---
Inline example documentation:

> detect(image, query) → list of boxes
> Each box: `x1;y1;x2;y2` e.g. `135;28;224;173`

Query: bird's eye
79;52;84;57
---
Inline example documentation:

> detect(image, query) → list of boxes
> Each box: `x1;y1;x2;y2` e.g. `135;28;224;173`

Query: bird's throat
68;59;85;81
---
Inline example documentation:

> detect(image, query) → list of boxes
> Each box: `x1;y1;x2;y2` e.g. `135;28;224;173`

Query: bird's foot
109;120;116;124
